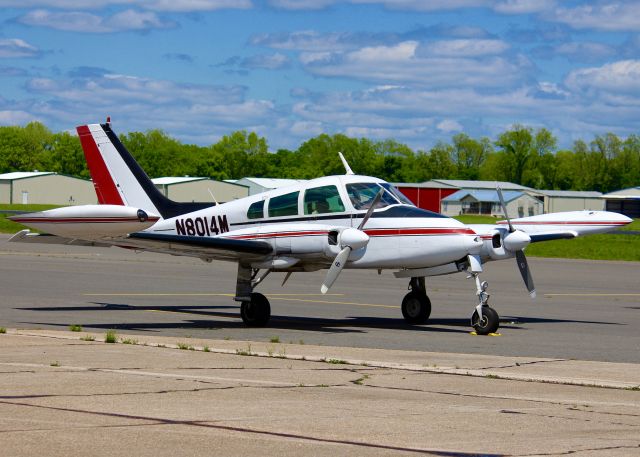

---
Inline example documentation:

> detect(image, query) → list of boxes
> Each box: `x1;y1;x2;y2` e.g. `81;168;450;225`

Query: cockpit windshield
346;182;400;210
380;183;415;206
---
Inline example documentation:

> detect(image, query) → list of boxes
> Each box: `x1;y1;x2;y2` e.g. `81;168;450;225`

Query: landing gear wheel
471;306;499;335
401;292;431;324
240;292;271;327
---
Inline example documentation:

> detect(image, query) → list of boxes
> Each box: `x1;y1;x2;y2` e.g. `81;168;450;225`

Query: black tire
401;292;431;324
471;306;500;335
240;292;271;327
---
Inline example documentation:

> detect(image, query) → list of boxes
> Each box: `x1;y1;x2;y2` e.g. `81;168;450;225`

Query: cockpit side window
247;200;264;219
304;185;345;215
268;191;299;217
346;183;398;210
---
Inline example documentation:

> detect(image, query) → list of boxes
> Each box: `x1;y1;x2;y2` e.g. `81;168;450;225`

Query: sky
0;0;639;151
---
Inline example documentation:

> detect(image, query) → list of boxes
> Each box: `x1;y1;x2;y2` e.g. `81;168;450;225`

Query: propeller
496;187;536;298
321;188;384;294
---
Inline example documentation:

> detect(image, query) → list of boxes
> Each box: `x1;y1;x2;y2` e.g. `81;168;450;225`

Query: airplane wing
9;230;274;262
123;232;273;261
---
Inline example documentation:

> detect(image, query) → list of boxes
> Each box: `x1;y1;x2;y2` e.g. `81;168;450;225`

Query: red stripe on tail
77;125;124;205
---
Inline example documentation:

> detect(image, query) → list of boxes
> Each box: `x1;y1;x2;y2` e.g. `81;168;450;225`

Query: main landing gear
401;277;431;324
236;264;271;327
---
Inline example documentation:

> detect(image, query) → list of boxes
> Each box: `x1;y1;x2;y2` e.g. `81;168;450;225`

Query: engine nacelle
9;205;160;239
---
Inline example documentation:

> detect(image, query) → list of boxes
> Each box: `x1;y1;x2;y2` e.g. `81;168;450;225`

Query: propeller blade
496;186;514;233
515;250;536;298
357;188;385;230
321;246;351;294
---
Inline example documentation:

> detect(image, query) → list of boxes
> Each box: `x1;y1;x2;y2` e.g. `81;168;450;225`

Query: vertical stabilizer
76;122;213;219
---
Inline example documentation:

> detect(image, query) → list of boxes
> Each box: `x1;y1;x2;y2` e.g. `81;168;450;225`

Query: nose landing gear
469;273;500;335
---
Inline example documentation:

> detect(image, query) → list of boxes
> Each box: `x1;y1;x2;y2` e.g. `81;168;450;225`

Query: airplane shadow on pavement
16;301;626;335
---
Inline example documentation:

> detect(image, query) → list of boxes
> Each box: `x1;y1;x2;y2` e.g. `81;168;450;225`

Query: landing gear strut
468;272;500;335
401;277;431;324
236;264;271;327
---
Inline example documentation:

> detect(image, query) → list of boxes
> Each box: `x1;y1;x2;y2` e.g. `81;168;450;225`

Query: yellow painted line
544;293;640;297
83;293;396;309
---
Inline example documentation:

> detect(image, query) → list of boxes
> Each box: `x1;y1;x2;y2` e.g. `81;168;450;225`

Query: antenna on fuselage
338;151;354;175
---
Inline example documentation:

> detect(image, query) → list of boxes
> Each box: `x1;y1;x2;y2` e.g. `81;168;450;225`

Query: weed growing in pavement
69;324;82;332
177;342;194;350
104;330;117;343
80;335;95;341
0;327;6;334
298;339;305;345
353;374;370;385
326;359;347;365
203;346;210;352
269;336;280;343
121;338;138;345
235;343;252;356
485;374;499;379
267;347;274;357
50;361;60;367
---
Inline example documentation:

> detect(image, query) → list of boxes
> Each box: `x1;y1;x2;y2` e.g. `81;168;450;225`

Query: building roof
443;189;526;203
393;181;459;189
0;171;55;180
431;179;536;191
237;177;307;188
152;177;207;185
540;190;603;198
602;187;640;198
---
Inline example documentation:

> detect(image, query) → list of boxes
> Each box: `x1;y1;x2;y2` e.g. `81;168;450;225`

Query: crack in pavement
478;359;568;370
359;383;635;410
499;409;639;428
510;443;640;456
0;400;498;457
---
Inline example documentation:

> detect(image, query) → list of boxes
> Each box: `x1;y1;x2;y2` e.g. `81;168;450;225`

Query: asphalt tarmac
1;234;639;363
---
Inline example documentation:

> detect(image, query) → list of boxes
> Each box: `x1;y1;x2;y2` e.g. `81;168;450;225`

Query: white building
0;172;96;205
232;177;307;195
441;189;543;217
603;187;640;218
152;177;248;203
540;190;604;213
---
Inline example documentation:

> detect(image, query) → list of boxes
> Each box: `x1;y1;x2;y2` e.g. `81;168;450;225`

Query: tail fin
77;122;214;219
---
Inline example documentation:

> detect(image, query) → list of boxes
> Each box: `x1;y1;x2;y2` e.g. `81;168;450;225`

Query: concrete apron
0;329;639;457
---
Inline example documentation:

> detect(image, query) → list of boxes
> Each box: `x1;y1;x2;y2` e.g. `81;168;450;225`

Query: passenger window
268;191;299;217
247;200;264;219
304;185;346;215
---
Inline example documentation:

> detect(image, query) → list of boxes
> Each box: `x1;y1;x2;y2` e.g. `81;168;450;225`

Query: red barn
393;181;459;214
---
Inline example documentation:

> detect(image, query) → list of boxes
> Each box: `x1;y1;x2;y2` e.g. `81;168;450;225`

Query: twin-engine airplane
9;121;632;334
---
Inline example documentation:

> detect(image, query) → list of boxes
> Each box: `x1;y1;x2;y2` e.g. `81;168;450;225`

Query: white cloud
493;0;556;14
565;60;640;94
549;2;640;32
437;119;463;133
0;110;41;125
301;40;531;89
419;39;509;57
17;9;175;32
241;53;290;70
0;38;40;58
0;1;252;11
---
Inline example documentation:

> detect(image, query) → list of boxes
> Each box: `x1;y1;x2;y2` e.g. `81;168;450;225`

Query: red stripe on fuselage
226;227;474;241
77;125;124;205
